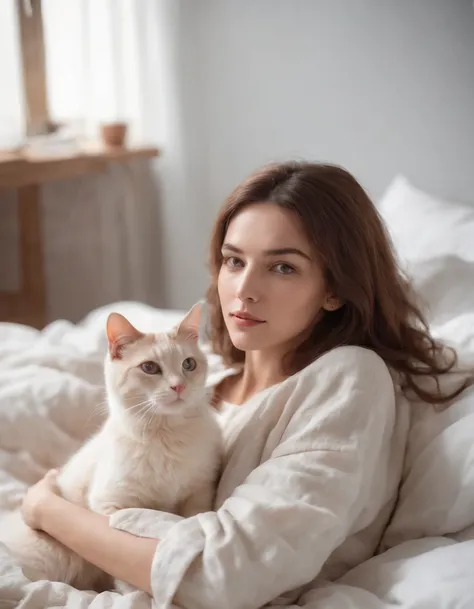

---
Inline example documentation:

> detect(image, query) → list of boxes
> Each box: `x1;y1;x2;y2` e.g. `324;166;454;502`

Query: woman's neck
223;350;286;405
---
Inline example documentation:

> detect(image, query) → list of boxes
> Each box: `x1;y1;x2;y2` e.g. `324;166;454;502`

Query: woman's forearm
39;495;157;594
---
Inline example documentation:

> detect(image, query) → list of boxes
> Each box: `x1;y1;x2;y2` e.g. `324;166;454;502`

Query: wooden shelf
0;145;160;188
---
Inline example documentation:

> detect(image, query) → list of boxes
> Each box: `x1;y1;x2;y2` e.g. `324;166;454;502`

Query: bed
0;176;474;608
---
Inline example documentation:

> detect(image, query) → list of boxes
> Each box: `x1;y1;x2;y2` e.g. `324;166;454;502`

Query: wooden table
0;145;159;328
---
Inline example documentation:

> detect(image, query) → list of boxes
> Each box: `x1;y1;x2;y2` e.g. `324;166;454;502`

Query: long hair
206;161;469;406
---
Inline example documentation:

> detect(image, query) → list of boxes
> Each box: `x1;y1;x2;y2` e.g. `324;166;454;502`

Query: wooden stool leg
18;184;47;328
15;184;47;328
0;184;46;328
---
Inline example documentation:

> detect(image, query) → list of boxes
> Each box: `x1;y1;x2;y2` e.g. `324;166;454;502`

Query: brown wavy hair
206;161;469;406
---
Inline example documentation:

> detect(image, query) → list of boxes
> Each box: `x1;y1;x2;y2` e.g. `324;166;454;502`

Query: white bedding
0;254;474;607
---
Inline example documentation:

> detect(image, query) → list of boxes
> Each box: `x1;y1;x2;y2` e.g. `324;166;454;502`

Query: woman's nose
236;268;261;303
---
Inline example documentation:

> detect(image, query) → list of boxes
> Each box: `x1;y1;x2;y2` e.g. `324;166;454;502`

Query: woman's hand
21;468;61;530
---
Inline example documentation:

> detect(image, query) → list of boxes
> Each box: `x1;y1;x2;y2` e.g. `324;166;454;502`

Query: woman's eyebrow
222;243;311;261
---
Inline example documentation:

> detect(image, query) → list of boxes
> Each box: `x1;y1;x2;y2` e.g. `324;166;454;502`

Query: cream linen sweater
110;345;410;609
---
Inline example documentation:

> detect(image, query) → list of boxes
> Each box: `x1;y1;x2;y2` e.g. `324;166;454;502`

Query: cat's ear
175;303;201;342
106;313;144;359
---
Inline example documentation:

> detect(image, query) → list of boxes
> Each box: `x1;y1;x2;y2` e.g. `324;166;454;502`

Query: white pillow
408;255;474;325
378;175;474;265
377;178;474;553
380;381;474;550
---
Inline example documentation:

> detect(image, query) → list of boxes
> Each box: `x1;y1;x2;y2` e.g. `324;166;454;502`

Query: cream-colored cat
0;305;222;591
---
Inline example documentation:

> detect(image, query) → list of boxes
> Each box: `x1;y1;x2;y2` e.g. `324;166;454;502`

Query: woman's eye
273;263;295;275
182;357;197;372
223;256;243;269
140;361;161;375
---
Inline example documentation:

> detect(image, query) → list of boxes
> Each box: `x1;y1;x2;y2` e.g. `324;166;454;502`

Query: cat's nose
170;384;185;395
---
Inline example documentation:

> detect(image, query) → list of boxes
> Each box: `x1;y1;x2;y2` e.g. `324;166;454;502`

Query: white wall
160;0;474;308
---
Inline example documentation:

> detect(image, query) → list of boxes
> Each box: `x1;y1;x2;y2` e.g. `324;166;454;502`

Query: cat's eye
140;361;161;375
182;357;197;372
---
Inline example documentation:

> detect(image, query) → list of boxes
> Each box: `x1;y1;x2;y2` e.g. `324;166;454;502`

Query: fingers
43;469;58;482
45;469;60;491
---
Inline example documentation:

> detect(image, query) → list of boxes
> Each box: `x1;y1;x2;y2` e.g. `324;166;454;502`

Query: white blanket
0;278;473;608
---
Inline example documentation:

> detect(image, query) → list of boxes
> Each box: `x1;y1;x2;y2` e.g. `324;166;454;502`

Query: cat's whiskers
125;398;156;424
152;390;176;406
121;393;148;403
86;393;147;428
131;401;159;439
93;400;109;413
125;399;153;416
83;399;110;428
139;406;156;441
124;396;149;406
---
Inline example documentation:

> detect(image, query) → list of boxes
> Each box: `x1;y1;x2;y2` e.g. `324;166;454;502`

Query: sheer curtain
42;0;152;143
42;0;165;317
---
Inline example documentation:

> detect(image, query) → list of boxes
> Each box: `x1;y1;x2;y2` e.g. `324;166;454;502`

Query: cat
0;304;222;591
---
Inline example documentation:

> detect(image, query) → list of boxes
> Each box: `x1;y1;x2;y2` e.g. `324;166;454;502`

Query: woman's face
218;203;331;356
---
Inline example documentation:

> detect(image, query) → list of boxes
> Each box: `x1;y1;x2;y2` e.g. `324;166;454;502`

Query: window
0;0;146;147
0;0;27;147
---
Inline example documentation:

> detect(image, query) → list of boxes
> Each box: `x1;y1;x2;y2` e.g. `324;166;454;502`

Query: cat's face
104;307;208;417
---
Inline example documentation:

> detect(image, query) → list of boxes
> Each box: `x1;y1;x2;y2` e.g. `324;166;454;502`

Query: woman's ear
323;295;343;312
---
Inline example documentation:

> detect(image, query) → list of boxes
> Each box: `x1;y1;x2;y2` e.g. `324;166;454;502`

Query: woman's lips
230;311;265;328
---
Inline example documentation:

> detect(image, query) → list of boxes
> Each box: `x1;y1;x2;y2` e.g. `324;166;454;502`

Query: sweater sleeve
111;347;397;609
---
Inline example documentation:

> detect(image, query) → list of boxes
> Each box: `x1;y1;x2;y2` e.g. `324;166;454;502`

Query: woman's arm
23;481;157;594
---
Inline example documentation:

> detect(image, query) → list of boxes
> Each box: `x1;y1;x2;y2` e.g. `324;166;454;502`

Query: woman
22;162;467;608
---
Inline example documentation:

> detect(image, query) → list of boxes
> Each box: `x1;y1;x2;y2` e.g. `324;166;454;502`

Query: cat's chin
154;408;189;417
153;401;197;416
